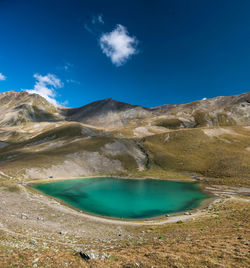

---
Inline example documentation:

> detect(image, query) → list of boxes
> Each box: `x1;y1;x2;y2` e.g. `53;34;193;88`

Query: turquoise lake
32;177;210;219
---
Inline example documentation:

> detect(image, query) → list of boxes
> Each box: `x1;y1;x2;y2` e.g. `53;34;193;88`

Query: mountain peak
0;90;61;126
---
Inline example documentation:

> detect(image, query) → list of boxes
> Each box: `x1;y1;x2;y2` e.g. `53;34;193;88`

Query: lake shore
26;173;196;184
1;178;249;267
27;176;216;224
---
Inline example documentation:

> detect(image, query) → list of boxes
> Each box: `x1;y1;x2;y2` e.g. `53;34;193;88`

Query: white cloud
0;73;6;81
25;73;63;106
99;24;138;66
202;97;207;100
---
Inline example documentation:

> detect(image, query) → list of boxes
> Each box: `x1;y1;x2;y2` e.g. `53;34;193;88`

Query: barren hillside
0;90;249;185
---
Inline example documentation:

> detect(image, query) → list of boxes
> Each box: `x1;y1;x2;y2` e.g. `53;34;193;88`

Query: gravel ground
0;182;249;267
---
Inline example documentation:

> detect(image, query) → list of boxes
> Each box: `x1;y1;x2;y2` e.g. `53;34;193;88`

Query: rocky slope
60;92;250;129
61;97;152;129
1;90;249;129
152;92;250;128
0;91;62;126
0;90;249;183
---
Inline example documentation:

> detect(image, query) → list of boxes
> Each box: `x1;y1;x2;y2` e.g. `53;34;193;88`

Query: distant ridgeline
0;90;249;128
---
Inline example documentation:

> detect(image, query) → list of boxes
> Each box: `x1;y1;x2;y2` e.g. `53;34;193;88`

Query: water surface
32;177;209;219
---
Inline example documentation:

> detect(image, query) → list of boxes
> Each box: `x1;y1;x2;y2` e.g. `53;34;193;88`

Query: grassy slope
142;126;250;186
0;123;249;186
0;122;138;179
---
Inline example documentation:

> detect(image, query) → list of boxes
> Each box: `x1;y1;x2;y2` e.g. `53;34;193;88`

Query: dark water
32;177;210;219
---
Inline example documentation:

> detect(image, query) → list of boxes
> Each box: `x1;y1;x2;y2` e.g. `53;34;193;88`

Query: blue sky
0;0;250;107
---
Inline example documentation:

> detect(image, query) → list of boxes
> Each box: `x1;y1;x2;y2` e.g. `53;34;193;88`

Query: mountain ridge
0;90;249;183
0;90;249;128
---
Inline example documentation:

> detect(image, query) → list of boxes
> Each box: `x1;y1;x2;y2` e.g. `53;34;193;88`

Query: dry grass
154;118;183;129
0;197;249;267
0;181;20;192
100;198;250;267
143;126;250;186
0;126;249;185
130;168;192;181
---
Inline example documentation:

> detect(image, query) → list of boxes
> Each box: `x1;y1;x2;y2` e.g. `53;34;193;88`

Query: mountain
0;90;249;129
0;90;249;185
61;92;250;129
152;92;250;128
61;97;152;129
0;91;62;126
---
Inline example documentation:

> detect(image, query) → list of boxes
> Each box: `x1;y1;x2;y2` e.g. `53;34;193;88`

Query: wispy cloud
0;73;6;81
84;23;97;36
66;79;80;85
84;14;104;36
92;14;104;25
24;73;63;106
64;62;73;71
99;24;138;66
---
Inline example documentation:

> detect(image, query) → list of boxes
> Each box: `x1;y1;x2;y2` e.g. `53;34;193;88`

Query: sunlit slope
142;126;250;186
61;92;250;129
0;90;249;186
1;90;249;130
0;91;62;126
0;123;249;186
151;92;250;128
0;122;145;180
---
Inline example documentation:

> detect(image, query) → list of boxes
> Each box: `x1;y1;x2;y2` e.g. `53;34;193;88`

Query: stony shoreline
0;177;249;266
26;176;213;224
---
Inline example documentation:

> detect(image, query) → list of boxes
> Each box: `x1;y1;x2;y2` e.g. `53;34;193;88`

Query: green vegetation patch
154;118;183;129
193;110;207;127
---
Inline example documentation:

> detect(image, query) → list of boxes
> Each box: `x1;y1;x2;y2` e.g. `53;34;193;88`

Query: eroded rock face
24;151;124;179
102;140;146;171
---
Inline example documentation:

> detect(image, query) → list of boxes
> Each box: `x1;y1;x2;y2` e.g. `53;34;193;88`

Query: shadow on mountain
60;98;150;123
13;104;61;123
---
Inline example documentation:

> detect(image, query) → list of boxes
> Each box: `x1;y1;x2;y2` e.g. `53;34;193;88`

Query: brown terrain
0;90;249;267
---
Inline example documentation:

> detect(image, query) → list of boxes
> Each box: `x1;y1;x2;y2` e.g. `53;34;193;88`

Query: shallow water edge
28;176;215;222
